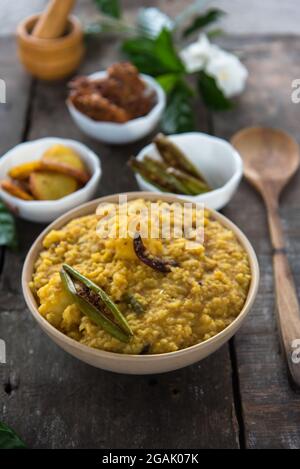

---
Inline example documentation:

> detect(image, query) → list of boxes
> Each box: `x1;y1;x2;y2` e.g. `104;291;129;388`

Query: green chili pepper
128;155;211;196
60;264;133;343
128;156;177;193
166;167;211;194
143;156;189;194
154;133;207;182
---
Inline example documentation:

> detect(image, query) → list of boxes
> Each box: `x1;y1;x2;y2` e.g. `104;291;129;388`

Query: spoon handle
266;201;300;388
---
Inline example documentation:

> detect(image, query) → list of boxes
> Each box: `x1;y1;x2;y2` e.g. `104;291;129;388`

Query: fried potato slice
29;172;78;200
40;161;89;184
42;145;85;169
42;145;89;184
1;179;34;200
8;161;43;180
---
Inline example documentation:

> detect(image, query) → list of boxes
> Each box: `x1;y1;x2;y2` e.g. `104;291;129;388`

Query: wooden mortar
16;10;84;81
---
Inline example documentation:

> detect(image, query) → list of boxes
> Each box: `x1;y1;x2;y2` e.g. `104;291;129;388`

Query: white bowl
135;132;243;210
67;72;166;144
22;192;259;375
0;137;102;223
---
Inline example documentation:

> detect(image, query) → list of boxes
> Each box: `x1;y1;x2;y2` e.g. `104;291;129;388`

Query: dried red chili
133;234;179;273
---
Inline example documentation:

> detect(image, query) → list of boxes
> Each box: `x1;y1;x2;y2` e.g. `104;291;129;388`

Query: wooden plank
0;36;32;279
0;35;34;439
0;37;32;154
212;36;300;449
0;37;33;278
2;0;300;37
0;37;239;448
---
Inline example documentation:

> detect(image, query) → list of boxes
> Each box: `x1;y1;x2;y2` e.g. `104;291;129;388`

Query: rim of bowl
22;191;260;362
17;14;82;47
0;137;102;209
136;132;243;200
67;72;166;128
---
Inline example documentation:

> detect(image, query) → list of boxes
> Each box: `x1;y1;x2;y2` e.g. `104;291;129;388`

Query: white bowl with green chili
134;132;243;211
22;192;259;374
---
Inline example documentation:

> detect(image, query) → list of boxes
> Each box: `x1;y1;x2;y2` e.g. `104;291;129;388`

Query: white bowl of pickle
132;132;243;211
0;138;101;223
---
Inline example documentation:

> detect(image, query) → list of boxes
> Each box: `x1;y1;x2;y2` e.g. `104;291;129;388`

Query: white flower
180;34;248;97
205;49;248;97
180;34;212;73
137;8;174;38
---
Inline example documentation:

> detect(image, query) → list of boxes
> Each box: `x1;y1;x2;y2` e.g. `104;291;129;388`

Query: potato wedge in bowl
0;138;101;222
2;143;90;201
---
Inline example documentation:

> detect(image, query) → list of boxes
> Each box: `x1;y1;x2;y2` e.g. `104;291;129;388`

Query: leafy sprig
162;81;196;134
198;71;232;111
0;201;17;249
0;422;26;449
94;0;121;19
122;29;184;76
183;9;225;38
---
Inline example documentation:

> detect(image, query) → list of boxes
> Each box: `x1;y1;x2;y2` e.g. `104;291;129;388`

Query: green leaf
0;422;26;449
122;29;185;76
183;9;225;38
155;29;185;73
174;0;209;27
206;28;224;39
198;71;232;111
94;0;121;19
0;202;17;249
162;81;196;134
156;74;181;94
122;37;165;75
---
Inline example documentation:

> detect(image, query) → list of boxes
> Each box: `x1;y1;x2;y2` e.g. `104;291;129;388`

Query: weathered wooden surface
1;0;300;36
0;34;300;449
0;38;32;153
0;37;239;450
215;36;300;449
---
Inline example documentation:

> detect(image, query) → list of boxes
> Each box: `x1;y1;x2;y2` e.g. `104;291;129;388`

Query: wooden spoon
231;127;300;388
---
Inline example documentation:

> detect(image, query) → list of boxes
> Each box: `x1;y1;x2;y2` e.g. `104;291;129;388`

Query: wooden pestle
32;0;76;39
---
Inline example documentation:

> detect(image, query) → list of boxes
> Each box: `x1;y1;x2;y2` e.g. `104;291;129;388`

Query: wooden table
1;33;300;449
